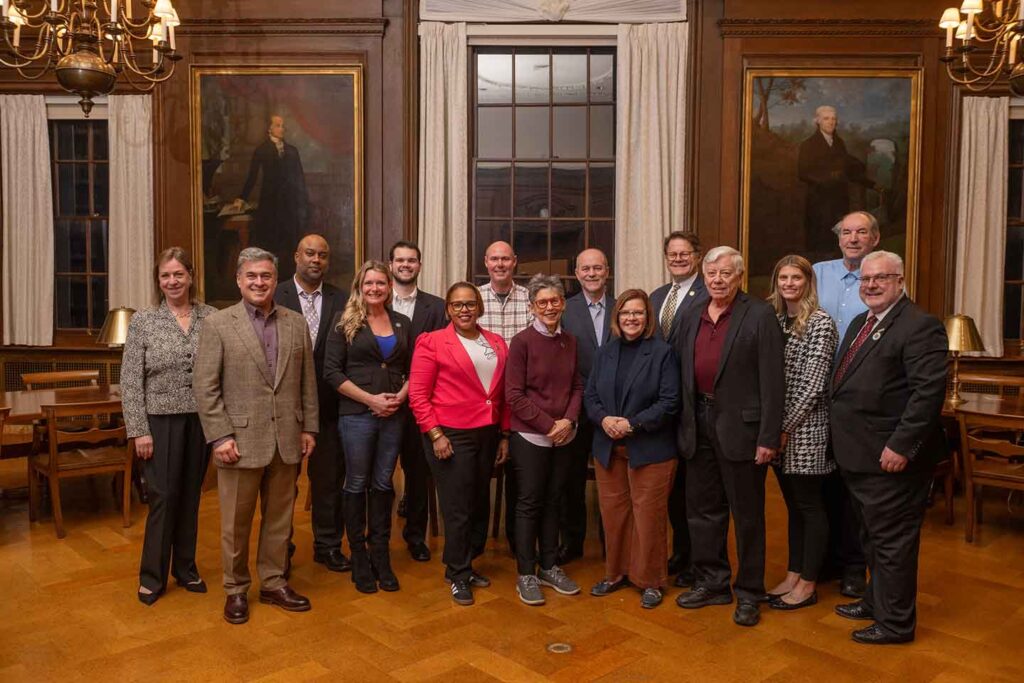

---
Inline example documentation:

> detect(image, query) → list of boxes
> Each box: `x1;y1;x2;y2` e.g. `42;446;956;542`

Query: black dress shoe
175;578;208;594
556;545;583;566
137;588;162;606
590;576;630;596
408;542;431;562
224;594;249;624
835;600;874;621
769;591;817;611
640;588;663;609
673;569;695;588
314;548;353;572
450;579;474;606
841;573;867;599
852;623;914;645
445;571;491;588
667;553;687;576
733;600;761;627
259;585;311;612
675;586;733;609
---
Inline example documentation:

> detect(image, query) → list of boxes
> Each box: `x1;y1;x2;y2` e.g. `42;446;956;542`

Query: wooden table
1;384;122;425
946;391;1024;422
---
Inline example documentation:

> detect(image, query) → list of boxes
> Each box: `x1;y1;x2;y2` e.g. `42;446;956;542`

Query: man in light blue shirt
812;211;881;343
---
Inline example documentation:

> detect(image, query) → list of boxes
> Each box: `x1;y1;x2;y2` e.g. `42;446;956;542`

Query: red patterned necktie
833;314;877;386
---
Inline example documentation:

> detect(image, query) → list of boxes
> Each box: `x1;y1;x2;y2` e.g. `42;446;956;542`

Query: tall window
471;47;616;295
49;120;109;333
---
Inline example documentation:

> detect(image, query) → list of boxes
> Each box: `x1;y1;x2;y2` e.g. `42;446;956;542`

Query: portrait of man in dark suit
233;115;310;280
797;105;880;254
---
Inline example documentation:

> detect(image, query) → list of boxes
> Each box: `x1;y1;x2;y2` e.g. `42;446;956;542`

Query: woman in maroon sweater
505;274;585;606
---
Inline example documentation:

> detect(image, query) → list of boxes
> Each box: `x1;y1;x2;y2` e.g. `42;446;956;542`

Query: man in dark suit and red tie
274;234;350;574
649;231;708;587
829;250;947;645
388;240;447;562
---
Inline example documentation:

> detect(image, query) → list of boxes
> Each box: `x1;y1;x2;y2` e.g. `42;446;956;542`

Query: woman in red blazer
408;281;510;607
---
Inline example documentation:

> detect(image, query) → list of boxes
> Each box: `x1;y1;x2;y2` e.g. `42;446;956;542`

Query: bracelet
428;427;445;442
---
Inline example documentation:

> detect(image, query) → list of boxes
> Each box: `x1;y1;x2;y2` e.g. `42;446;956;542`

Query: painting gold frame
739;67;922;296
189;65;364;302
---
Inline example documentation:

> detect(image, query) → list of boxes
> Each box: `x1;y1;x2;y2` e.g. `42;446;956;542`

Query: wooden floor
1;460;1022;683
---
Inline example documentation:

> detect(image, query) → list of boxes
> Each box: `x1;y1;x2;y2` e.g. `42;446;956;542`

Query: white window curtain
614;22;689;293
955;96;1008;358
421;0;685;23
1;95;54;346
418;22;468;296
108;94;155;312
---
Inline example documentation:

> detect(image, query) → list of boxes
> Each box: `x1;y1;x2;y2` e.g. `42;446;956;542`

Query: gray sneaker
516;574;545;605
537;565;580;596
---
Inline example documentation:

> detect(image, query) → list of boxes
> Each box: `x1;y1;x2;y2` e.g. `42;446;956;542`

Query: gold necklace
171;306;193;319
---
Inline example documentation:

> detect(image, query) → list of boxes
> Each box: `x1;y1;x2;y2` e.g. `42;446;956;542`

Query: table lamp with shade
96;307;136;348
944;314;985;405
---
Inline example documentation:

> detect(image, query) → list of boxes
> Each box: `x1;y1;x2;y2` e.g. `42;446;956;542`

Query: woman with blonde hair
324;260;412;594
765;254;838;611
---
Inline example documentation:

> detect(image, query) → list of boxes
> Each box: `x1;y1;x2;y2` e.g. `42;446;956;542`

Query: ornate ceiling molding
719;19;936;39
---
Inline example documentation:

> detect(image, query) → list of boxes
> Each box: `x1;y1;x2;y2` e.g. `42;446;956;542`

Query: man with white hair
829;250;947;645
673;246;785;627
798;105;879;254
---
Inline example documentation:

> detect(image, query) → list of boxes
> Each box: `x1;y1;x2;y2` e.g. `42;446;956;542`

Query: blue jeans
339;411;404;493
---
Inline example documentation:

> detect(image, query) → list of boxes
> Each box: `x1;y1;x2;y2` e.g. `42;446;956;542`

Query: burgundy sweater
505;325;584;435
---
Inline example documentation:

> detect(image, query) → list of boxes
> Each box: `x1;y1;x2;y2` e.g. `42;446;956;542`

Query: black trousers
686;402;767;602
306;413;346;553
775;469;829;582
400;408;430;547
823;467;867;578
425;425;498;582
667;456;691;567
510;434;573;575
139;413;209;593
843;469;931;639
558;418;592;554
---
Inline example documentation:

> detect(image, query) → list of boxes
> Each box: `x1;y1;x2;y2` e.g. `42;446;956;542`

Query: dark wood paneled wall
690;0;957;316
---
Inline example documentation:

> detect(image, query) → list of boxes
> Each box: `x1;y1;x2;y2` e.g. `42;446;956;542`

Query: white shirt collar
393;287;418;302
672;272;699;292
821;131;834;145
532;317;561;337
294;276;323;297
585;291;607;307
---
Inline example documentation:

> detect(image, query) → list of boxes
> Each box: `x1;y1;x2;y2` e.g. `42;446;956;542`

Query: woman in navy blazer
324;260;412;595
584;289;680;609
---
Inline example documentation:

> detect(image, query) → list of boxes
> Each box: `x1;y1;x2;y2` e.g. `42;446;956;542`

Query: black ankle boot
343;491;377;594
368;489;399;592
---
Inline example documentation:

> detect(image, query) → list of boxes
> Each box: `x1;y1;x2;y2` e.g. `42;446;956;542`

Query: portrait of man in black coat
797;105;880;254
233;115;310;279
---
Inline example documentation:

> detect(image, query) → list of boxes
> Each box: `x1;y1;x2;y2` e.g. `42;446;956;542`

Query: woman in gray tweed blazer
122;247;216;606
765;255;838;612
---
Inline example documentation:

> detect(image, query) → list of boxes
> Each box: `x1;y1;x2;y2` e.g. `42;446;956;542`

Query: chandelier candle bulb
112;0;118;20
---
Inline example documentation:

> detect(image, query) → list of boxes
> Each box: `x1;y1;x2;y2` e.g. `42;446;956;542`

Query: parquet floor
1;459;1022;682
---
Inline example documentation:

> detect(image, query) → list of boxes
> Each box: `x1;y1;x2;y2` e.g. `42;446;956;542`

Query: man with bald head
557;248;615;563
274;234;350;573
478;240;532;550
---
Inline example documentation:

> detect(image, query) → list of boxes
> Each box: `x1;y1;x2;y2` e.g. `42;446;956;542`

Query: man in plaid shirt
478;241;532;342
477;240;532;553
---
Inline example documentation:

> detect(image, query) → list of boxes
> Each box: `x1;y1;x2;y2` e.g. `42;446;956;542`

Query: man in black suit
674;246;784;627
274;234;350;573
388;240;447;562
649;231;708;587
797;105;879;255
234;115;309;280
829;250;947;645
557;248;614;564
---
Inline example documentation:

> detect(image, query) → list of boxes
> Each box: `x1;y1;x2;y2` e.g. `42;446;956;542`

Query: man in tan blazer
194;247;319;625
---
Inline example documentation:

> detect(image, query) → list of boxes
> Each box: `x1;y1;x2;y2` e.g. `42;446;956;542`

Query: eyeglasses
857;273;902;285
666;251;696;260
618;310;646;319
449;301;478;311
533;298;563;310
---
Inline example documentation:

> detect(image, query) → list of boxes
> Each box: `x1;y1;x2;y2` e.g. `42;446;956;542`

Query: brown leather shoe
224;594;249;624
258;585;311;612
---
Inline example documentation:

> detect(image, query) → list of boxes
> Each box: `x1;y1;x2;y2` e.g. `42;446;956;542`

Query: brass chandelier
939;1;1024;95
0;0;181;115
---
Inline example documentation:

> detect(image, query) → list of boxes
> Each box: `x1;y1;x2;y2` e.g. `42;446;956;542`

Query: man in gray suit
194;247;319;625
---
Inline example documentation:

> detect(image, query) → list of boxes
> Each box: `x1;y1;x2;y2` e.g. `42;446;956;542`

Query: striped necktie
299;290;321;348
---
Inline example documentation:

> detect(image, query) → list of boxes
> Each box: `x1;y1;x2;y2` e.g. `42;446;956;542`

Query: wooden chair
957;412;1024;543
28;400;132;539
21;369;100;390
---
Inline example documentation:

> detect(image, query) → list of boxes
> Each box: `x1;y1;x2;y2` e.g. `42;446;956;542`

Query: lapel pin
688;291;695;296
872;329;883;341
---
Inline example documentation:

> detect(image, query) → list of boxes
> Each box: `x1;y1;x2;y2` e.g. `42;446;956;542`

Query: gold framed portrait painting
190;66;364;305
740;68;922;296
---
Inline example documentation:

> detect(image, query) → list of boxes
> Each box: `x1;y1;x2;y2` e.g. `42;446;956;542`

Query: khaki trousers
595;447;676;589
217;452;298;594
